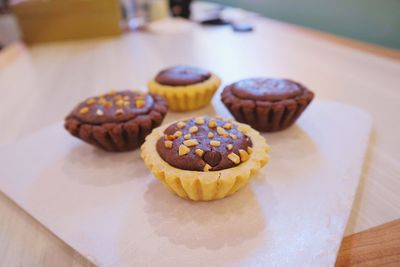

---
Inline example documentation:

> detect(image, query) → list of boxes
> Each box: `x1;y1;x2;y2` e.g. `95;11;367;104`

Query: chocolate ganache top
156;116;253;171
229;78;305;101
155;65;211;86
70;90;155;124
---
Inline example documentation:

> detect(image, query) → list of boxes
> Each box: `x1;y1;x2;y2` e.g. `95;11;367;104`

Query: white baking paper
0;100;371;267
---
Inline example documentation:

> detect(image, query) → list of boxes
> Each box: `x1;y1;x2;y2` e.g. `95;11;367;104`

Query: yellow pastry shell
148;74;221;112
140;120;270;201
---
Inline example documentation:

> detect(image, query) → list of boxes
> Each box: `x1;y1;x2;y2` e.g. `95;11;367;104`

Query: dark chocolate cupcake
64;90;168;152
221;78;314;132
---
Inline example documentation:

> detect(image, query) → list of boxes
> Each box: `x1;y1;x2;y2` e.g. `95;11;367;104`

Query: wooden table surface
0;16;399;266
336;219;400;267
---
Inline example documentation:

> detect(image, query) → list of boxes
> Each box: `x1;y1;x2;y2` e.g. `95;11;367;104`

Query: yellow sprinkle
173;131;183;138
228;153;240;164
223;123;232;130
247;146;253;154
229;133;238;140
165;134;175;141
136;99;145;108
98;98;107;105
164;140;173;148
195;117;205;125
217;127;227;136
216;115;224;120
208;132;214;138
86;98;96;105
104;101;113;108
208;119;217;128
123;101;130;107
226;144;233;150
115;99;124;107
189;126;198;134
195;149;204;157
183;139;199;147
210;140;220;147
79;107;89;114
203;164;212;172
184;134;191;140
239;149;249;162
178;144;190;156
177;121;186;129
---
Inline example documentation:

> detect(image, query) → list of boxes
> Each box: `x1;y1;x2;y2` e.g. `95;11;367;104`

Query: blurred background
210;0;400;50
0;0;399;50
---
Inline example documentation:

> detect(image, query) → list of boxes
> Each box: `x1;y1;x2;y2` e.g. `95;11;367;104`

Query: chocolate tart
141;116;269;201
221;78;314;132
64;90;168;152
148;65;221;112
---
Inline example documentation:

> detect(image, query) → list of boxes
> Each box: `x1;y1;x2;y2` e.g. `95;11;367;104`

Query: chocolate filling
156;117;253;171
155;65;211;86
230;78;305;102
70;90;154;124
65;91;168;152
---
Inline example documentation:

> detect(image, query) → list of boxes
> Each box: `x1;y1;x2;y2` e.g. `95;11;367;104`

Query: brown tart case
64;90;168;152
221;78;314;132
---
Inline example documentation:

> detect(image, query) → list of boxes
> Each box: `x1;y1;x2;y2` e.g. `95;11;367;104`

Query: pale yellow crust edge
148;74;221;112
140;120;270;201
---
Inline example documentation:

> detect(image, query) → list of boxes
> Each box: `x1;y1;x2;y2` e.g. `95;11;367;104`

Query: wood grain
0;192;94;267
336;219;400;267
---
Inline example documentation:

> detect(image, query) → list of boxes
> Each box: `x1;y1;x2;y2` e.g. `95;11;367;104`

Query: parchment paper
0;100;372;267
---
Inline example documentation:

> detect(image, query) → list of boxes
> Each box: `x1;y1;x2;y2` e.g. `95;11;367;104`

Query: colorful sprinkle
177;121;186;129
203;164;212;172
79;107;89;114
183;139;199;147
208;119;217;128
164;141;173;148
86;98;96;105
210;140;220;147
178;144;190;156
195;149;204;157
189;126;198;134
195;117;205;125
228;153;240;164
239;149;249;162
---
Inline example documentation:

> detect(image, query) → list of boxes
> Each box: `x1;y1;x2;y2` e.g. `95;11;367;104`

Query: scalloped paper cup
148;74;221;112
141;121;269;201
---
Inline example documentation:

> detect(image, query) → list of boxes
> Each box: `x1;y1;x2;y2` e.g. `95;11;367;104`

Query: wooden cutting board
0;100;371;267
336;219;400;266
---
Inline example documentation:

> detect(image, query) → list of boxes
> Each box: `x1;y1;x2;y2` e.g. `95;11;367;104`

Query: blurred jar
121;0;169;30
169;0;192;19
